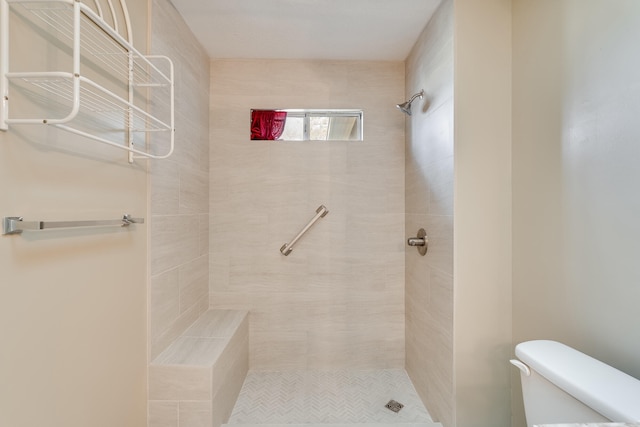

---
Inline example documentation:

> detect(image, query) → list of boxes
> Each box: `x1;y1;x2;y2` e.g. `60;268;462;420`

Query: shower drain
385;399;404;413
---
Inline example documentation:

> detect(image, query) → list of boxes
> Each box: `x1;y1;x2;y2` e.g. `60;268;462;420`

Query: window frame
251;109;364;141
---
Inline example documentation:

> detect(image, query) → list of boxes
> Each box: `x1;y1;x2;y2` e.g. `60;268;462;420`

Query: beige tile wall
149;0;211;362
209;59;405;370
404;1;454;426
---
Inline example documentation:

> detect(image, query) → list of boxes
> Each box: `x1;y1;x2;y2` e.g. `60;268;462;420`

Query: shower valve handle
407;228;428;256
407;237;425;246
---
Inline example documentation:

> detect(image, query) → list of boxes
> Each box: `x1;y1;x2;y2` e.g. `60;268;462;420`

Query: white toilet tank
511;340;640;427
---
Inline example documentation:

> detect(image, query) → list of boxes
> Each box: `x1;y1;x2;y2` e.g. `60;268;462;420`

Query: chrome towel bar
2;214;144;235
280;205;329;256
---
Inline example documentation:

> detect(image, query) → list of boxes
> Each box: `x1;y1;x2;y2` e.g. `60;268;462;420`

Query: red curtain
251;110;287;140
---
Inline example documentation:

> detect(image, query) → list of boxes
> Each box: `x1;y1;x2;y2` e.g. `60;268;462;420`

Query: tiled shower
208;58;406;370
149;0;454;425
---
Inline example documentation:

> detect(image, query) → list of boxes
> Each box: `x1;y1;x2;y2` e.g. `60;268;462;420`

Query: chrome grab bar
2;214;144;235
280;205;329;256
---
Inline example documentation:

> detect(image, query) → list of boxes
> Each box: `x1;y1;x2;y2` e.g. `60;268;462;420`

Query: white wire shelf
0;0;175;162
7;72;171;131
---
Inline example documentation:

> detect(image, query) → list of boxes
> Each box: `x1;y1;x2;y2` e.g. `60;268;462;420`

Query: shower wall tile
178;402;212;427
250;331;309;371
406;101;454;216
150;269;180;344
211;353;247;427
209;253;229;292
423;214;454;276
149;401;178;427
427;154;454;217
150;301;204;368
149;364;212;401
404;1;455;427
149;0;210;362
306;333;405;369
179;255;209;314
150;215;200;276
198;214;209;256
209;59;405;370
151;159;180;215
179;167;209;215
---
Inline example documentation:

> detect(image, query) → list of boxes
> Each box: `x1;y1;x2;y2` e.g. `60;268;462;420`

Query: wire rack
0;0;175;162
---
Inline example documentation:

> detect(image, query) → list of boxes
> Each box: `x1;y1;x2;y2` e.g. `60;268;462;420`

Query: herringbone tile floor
227;369;433;424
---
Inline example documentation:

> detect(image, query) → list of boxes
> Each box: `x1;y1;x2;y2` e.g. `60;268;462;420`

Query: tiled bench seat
149;309;249;427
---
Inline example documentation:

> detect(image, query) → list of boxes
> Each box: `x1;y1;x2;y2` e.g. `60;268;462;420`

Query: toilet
511;340;640;427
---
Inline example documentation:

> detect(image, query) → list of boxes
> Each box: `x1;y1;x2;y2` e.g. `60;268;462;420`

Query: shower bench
149;309;249;427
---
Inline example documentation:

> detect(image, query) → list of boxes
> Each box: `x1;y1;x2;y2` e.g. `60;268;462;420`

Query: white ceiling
170;0;442;61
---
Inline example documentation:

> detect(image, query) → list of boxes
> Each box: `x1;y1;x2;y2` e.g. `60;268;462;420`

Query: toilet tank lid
515;340;640;422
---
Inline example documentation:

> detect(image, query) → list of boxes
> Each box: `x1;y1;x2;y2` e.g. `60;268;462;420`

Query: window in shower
250;109;363;141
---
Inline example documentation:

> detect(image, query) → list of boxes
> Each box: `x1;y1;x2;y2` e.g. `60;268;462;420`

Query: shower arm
407;90;424;104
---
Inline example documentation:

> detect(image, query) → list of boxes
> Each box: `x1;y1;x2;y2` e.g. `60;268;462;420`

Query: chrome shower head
396;90;425;115
396;101;412;115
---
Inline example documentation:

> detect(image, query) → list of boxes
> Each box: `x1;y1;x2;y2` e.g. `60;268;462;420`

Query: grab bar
280;205;329;256
2;214;144;235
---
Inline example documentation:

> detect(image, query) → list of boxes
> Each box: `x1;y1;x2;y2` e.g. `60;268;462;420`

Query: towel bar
2;214;144;235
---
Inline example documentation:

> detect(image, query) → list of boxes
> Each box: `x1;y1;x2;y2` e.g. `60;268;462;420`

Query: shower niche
0;0;175;163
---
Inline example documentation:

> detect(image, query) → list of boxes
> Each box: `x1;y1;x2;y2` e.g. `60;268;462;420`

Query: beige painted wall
209;59;405;370
148;0;210;363
453;1;512;426
404;1;454;426
0;1;149;426
512;1;640;425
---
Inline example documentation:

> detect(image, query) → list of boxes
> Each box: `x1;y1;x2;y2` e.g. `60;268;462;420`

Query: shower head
396;90;425;115
396;101;412;115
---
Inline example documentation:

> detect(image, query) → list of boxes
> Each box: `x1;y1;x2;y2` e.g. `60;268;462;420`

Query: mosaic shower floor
226;369;437;426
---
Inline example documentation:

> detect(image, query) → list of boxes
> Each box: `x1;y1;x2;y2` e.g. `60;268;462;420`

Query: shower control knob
407;237;426;246
407;228;428;256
